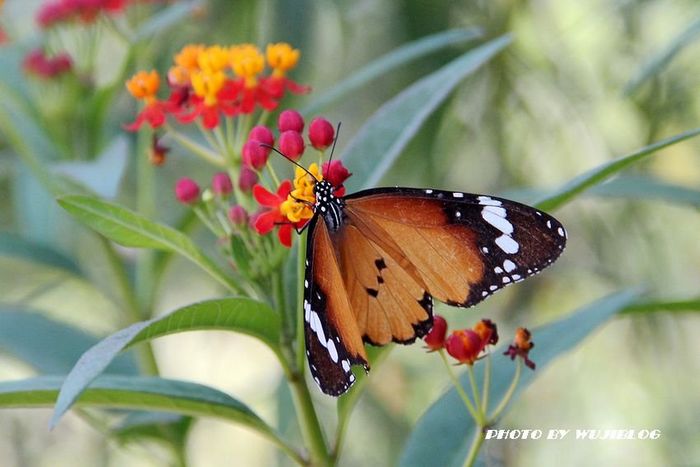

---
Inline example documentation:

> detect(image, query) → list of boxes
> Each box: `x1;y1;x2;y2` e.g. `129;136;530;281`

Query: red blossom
504;327;536;370
253;180;294;247
322;160;352;196
124;101;171;131
23;48;73;79
424;315;447;351
261;76;310;100
445;329;482;365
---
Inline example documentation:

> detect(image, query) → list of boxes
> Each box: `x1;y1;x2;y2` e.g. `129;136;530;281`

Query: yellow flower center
190;70;226;107
280;163;322;223
125;70;160;104
266;42;300;78
230;44;265;88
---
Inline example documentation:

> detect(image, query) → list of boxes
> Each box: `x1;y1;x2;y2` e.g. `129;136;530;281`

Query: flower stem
166;125;226;167
438;350;479;421
463;426;485;467
489;359;522;422
467;365;485;424
481;351;492;413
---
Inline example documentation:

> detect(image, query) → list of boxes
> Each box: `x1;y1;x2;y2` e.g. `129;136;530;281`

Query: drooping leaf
0;233;82;276
57;195;243;294
50;297;279;428
0;308;138;375
589;175;700;207
302;27;483;115
342;35;511;191
0;375;275;440
621;297;700;315
534;127;700;211
624;16;700;94
400;289;641;467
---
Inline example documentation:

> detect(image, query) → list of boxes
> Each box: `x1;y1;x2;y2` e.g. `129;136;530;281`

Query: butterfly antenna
261;143;319;181
327;122;341;165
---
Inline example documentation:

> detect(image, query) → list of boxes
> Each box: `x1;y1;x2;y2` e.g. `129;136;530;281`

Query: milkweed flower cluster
425;316;499;365
128;42;350;277
125;42;309;130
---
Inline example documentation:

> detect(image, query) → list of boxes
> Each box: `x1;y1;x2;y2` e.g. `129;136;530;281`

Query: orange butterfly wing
304;187;566;396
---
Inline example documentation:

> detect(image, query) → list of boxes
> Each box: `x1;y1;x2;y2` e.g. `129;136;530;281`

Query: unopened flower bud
308;117;335;150
248;125;274;146
175;177;200;204
243;140;270;169
278;109;304;132
445;329;482;365
212;172;233;196
238;166;258;193
279;130;305;161
228;205;248;226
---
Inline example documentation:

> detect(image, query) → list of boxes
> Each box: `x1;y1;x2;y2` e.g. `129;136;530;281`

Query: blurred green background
1;0;699;466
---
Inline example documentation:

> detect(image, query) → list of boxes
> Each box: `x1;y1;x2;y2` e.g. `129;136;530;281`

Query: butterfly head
313;179;344;231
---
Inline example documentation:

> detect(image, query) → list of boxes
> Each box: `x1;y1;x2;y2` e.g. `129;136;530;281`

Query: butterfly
302;178;566;396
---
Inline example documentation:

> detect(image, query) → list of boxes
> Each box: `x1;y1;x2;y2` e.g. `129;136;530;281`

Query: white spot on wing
503;259;516;272
327;339;338;363
495;234;519;254
425;189;433;194
482;209;513;234
342;360;350;372
483;205;506;217
494;266;503;274
558;227;566;237
452;192;464;198
478;196;502;206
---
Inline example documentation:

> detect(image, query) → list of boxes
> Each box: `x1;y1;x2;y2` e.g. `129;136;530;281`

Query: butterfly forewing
344;188;567;306
303;217;369;396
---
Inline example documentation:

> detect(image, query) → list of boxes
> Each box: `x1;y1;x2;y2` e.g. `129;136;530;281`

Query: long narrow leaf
50;297;279;428
342;35;511;191
0;309;138;375
589;175;700;207
0;233;82;276
534;127;700;211
57;195;243;294
301;27;482;115
400;289;641;467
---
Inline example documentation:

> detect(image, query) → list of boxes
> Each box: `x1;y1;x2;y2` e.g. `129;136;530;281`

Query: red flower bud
175;177;200;204
212;172;233;196
248;125;274;146
322;160;352;189
238;166;258;193
308;117;335;150
424;315;447;350
228;205;248;226
278;130;305;161
473;319;498;347
242;140;270;170
278;109;304;133
445;329;482;365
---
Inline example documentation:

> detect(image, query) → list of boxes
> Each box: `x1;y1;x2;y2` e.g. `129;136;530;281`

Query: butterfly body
303;184;566;396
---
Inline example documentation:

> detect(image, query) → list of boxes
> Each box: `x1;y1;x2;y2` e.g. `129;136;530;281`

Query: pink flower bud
278;109;304;133
308;117;335;150
248;125;274;146
175;177;200;204
242;140;270;170
228;205;248;226
211;172;233;196
238;166;258;193
278;130;305;161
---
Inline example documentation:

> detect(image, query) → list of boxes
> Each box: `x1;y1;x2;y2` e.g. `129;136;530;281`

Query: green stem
438;350;479;421
295;232;308;373
481;352;492;413
489;359;522;422
463;427;485;467
467;365;484;423
288;374;331;467
166;125;226;167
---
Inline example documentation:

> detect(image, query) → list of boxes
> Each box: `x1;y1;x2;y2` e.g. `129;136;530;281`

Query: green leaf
589;175;700;207
0;233;82;276
621;297;700;315
342;35;510;191
400;289;641;467
113;412;192;446
534;127;700;212
0;375;276;441
133;1;206;42
57;195;244;294
0;308;138;375
301;27;483;115
50;297;279;428
624;16;700;95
